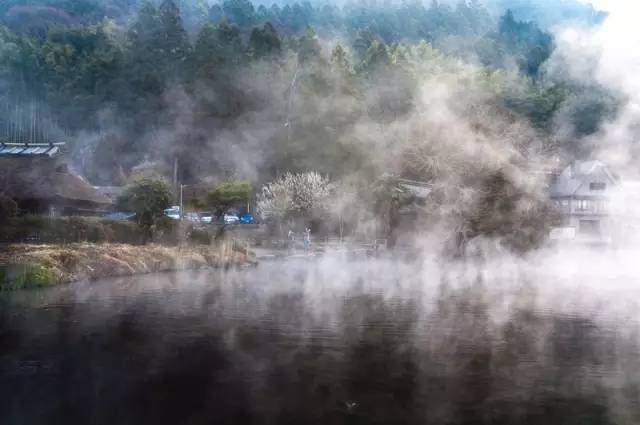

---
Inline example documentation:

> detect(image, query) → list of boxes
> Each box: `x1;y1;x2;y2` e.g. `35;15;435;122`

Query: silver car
200;212;213;224
184;212;200;223
223;213;240;224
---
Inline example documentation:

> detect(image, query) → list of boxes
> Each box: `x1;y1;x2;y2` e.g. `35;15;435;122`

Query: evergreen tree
297;27;321;64
353;29;375;62
126;0;162;82
330;43;351;73
191;23;218;79
249;22;281;60
177;0;209;30
359;40;391;75
158;0;190;77
209;4;224;23
222;0;256;27
498;9;553;76
191;22;244;79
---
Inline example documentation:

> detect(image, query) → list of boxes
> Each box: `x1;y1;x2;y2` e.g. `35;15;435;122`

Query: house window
576;200;592;211
590;182;606;191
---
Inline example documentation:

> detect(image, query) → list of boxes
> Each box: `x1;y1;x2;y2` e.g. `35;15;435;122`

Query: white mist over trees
549;1;640;173
0;0;627;249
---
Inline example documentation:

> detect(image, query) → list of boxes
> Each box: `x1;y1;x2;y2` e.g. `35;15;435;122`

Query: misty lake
1;255;640;425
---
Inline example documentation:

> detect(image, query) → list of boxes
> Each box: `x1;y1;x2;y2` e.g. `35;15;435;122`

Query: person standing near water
288;229;295;254
303;228;311;255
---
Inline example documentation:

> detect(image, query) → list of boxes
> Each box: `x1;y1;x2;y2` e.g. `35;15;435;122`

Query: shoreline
0;243;256;290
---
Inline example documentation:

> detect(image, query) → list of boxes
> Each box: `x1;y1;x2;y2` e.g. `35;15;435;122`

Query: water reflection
1;258;639;424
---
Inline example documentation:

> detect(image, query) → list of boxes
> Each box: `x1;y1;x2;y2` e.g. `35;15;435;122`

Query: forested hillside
490;0;606;28
0;0;615;186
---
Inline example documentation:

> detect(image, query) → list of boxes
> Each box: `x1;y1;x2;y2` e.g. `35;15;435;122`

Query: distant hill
488;0;607;28
0;0;139;36
3;5;77;36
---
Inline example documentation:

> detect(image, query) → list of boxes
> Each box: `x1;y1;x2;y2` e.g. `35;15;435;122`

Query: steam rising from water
3;249;640;423
4;2;640;421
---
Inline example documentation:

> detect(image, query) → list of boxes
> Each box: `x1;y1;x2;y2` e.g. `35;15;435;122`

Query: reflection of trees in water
298;287;626;425
243;289;630;424
246;292;347;424
423;283;619;425
340;295;420;425
1;304;256;425
2;279;640;424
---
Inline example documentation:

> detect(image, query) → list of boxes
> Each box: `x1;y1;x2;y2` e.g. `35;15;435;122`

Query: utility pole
173;157;178;194
180;184;184;222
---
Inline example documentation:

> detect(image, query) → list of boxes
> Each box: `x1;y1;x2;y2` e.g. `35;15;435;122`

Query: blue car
104;212;136;221
239;213;255;224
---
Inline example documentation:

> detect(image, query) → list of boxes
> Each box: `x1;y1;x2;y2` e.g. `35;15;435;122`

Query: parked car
239;213;255;224
184;212;200;223
223;213;240;224
164;207;180;220
200;212;213;224
104;212;136;221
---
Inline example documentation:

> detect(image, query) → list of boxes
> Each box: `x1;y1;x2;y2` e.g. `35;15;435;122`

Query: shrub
0;194;17;224
0;264;63;291
0;216;147;244
151;216;181;245
118;177;173;225
188;227;211;245
102;220;145;245
463;171;554;253
86;222;109;243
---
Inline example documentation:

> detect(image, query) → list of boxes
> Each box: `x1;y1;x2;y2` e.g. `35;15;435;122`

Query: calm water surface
1;257;639;424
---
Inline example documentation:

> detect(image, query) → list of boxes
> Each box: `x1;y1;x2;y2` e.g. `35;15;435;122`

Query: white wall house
550;161;618;243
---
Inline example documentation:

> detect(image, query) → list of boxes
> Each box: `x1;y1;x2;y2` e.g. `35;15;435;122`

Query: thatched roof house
0;143;112;216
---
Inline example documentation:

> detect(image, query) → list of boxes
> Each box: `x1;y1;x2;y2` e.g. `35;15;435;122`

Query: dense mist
3;252;640;424
0;0;610;184
5;2;640;424
1;0;623;248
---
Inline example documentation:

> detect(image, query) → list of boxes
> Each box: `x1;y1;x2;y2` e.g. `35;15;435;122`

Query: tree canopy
0;0;615;188
207;181;251;217
117;177;173;225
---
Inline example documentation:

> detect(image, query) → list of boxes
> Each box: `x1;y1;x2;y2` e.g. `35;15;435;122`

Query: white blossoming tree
257;172;333;223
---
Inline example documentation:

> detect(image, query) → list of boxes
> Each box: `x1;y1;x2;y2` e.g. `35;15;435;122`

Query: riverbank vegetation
0;241;252;290
0;216;144;244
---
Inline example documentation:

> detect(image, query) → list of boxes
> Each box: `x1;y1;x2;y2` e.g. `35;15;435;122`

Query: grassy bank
0;242;254;290
0;216;146;244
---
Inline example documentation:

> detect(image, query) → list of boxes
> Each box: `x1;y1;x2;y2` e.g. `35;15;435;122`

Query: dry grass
0;242;251;286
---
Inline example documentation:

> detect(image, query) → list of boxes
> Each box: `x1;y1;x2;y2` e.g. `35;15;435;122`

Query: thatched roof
0;158;111;205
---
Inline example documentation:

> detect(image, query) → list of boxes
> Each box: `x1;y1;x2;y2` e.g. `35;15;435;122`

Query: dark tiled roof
550;160;617;198
0;142;63;158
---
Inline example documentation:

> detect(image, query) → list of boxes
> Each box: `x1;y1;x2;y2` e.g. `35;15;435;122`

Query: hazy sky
558;0;640;167
579;0;640;14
